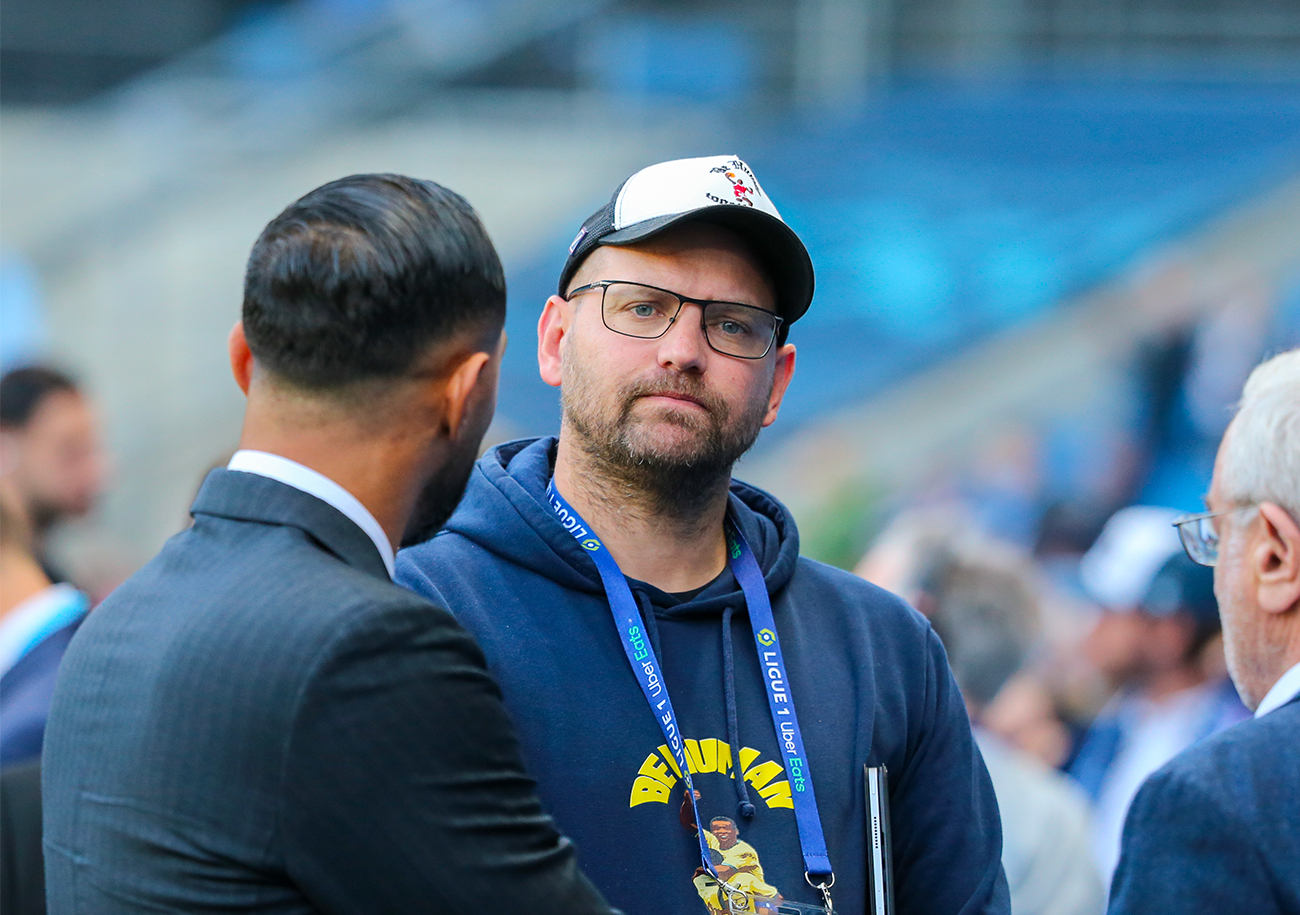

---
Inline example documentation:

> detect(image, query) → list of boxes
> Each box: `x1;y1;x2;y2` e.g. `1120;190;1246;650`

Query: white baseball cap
557;155;815;326
1079;504;1218;623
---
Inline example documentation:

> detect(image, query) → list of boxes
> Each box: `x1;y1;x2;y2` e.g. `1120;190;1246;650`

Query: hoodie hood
439;436;800;619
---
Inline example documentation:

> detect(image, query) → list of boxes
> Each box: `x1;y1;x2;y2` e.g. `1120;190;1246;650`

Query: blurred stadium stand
2;0;1299;572
503;78;1300;441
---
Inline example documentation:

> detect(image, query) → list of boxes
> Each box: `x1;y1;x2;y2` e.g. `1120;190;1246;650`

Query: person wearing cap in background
1066;505;1247;889
397;155;1009;915
1108;348;1300;914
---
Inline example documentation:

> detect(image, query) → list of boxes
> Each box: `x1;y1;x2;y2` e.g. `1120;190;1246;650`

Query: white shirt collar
1254;661;1300;718
226;450;394;579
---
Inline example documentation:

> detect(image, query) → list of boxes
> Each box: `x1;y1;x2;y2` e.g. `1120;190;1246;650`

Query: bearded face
559;332;773;486
542;225;795;514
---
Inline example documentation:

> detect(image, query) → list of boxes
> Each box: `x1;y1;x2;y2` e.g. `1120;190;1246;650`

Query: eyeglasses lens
600;282;777;359
1176;515;1218;567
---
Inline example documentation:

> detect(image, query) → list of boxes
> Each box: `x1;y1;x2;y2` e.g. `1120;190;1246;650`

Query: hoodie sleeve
891;626;1011;915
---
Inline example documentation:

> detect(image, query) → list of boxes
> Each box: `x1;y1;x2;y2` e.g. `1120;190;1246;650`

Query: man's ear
762;344;796;428
228;321;254;395
537;295;571;389
1254;502;1300;615
441;349;493;439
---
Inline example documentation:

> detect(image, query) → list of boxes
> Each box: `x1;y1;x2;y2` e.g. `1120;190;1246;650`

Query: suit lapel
190;469;390;581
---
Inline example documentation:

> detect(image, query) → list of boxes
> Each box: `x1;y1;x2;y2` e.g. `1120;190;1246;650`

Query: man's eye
712;318;753;337
630;303;659;318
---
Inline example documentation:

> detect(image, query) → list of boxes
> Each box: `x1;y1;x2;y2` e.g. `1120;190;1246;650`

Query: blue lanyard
547;480;834;889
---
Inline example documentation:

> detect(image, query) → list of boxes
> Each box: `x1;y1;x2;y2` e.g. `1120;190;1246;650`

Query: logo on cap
707;159;762;208
568;227;588;255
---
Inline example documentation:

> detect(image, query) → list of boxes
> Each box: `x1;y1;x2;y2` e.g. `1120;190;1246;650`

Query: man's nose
655;302;709;371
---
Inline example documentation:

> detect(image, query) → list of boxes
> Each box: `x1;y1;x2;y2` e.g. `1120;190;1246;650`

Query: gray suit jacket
42;469;611;914
1108;694;1300;914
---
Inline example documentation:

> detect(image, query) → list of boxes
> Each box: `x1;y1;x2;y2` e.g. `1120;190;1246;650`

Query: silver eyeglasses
1172;505;1257;566
565;280;783;360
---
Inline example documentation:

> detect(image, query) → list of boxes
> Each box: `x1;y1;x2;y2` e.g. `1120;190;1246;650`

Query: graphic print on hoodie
396;437;1010;915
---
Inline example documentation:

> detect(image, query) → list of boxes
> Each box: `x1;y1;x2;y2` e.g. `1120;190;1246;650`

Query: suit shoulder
1136;708;1300;818
76;520;467;681
1162;706;1295;774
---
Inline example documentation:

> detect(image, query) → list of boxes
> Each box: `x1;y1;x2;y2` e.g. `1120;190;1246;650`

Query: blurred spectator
859;512;1105;915
1067;505;1247;888
0;490;89;766
0;366;106;583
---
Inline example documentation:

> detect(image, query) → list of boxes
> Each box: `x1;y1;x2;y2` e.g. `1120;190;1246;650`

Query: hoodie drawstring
636;591;663;664
722;604;757;820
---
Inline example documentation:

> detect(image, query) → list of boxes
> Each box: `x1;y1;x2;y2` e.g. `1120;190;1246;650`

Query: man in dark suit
41;174;613;914
1109;346;1300;914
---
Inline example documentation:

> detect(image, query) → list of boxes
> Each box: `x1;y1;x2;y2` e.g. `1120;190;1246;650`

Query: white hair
1219;347;1300;519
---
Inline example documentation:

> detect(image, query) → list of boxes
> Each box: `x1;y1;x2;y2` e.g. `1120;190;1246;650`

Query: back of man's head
242;174;506;392
1219;348;1300;520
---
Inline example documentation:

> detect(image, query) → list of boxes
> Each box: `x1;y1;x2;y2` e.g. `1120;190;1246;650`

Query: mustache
621;376;725;414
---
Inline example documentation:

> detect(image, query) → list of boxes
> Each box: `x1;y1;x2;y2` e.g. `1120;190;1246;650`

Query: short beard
399;438;481;549
561;366;769;519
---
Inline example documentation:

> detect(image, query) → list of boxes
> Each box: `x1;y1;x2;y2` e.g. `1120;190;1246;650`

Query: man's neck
552;436;732;593
1251;617;1300;712
0;548;53;620
238;402;430;553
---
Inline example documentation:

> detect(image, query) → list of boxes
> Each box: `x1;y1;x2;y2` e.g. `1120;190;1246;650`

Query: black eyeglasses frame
564;280;784;360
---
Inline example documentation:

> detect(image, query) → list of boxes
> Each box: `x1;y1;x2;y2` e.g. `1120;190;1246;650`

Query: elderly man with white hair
1109;347;1300;914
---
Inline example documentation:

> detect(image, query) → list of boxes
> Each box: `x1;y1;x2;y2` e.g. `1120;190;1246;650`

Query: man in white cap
1068;504;1247;888
398;155;1009;915
1109;347;1300;913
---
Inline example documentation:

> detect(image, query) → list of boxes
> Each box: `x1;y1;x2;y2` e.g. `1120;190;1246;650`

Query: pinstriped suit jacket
41;469;611;914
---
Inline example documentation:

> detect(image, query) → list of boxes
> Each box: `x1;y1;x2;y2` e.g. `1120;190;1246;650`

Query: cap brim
599;205;814;325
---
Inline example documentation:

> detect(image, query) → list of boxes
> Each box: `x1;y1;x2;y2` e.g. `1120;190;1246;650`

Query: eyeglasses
1172;504;1257;566
565;280;783;360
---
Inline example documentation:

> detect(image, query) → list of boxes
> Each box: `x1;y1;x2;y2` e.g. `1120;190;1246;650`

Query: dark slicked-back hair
242;173;506;389
0;366;79;429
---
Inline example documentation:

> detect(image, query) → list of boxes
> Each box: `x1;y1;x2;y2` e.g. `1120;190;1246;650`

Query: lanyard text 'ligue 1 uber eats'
547;480;836;914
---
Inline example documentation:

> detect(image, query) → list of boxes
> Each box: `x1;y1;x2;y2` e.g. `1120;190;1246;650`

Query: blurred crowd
849;290;1299;913
0;261;1297;915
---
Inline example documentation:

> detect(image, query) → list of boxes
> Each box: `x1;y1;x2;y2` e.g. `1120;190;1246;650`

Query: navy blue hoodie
397;437;1008;915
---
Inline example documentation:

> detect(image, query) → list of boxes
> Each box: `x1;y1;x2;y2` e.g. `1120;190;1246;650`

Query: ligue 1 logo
757;628;776;646
582;538;601;551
